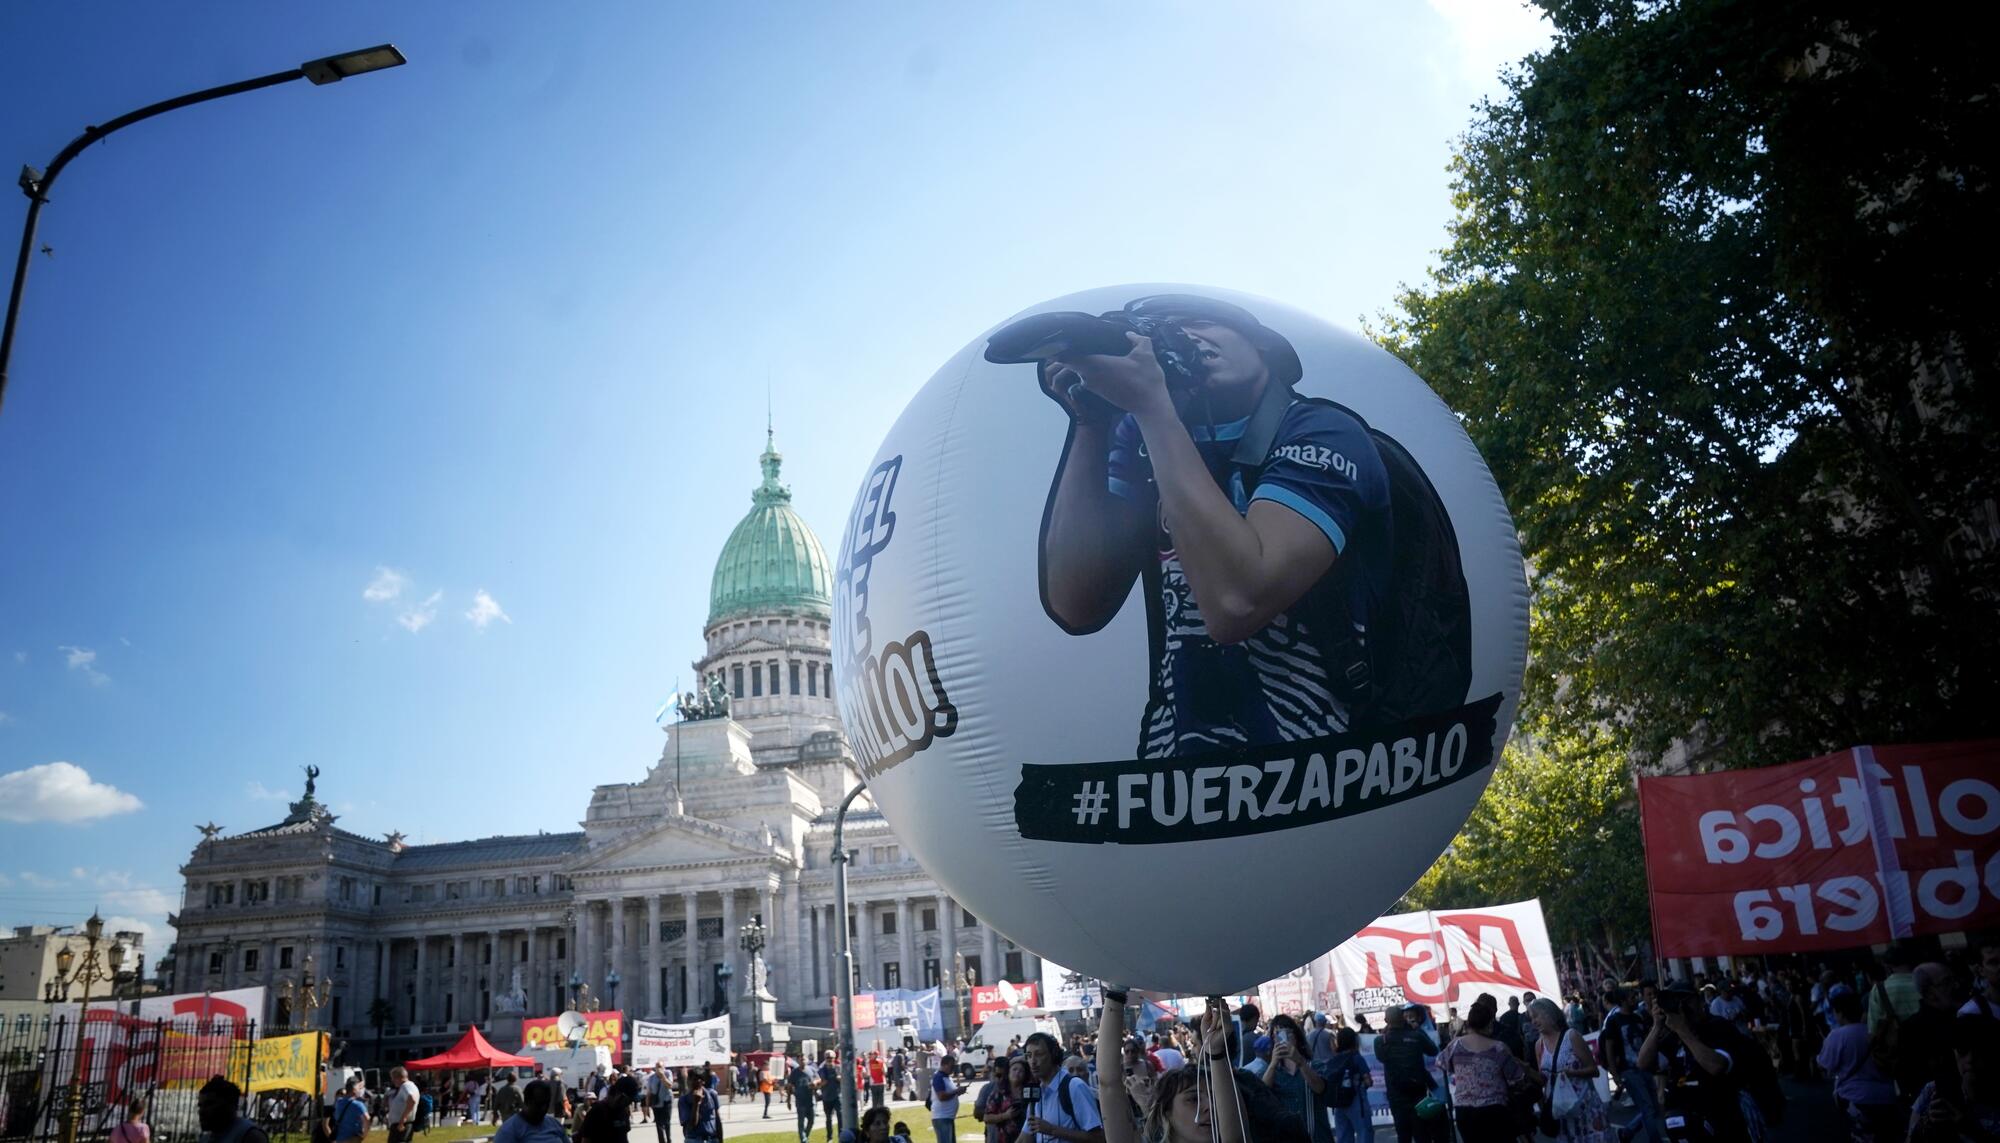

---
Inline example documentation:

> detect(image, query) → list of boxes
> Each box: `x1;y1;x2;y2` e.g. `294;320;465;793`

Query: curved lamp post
0;44;406;413
48;913;125;1143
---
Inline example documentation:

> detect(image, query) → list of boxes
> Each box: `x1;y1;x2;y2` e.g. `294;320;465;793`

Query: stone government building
168;434;1042;1057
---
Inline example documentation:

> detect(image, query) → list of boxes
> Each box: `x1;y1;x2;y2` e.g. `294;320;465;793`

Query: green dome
707;432;834;626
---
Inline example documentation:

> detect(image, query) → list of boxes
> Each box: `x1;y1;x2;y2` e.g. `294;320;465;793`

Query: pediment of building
573;813;774;874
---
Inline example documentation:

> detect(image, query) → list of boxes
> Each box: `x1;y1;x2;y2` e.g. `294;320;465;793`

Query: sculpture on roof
675;671;733;723
302;764;319;800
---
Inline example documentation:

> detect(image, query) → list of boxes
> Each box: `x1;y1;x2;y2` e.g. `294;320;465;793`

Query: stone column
610;897;628;1013
785;873;806;1008
982;924;1000;983
682;893;701;1019
939;897;958;1031
489;929;503;1021
1022;950;1041;988
413;936;429;1026
576;903;588;999
721;888;739;999
808;903;823;999
895;898;913;991
450;933;465;1025
646;895;662;1020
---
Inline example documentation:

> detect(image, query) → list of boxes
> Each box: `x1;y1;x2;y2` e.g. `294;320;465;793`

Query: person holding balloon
1096;992;1245;1143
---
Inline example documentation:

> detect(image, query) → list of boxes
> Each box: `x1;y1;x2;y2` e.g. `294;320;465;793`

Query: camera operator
1636;985;1757;1143
1033;295;1390;759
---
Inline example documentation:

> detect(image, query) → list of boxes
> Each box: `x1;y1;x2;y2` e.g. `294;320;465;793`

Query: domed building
167;435;1040;1057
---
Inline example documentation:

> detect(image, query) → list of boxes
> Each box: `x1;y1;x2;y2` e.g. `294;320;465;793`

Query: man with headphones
1028;295;1392;759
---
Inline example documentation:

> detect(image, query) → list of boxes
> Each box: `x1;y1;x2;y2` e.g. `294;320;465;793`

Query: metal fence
0;1014;306;1143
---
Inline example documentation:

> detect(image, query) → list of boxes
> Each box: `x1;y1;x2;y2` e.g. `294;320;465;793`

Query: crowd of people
152;938;2000;1143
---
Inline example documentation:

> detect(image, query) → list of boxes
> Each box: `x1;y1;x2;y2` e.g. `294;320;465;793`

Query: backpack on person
1231;390;1473;731
1328;1056;1361;1109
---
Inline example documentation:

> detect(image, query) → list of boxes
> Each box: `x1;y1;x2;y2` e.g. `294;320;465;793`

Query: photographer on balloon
1002;295;1391;759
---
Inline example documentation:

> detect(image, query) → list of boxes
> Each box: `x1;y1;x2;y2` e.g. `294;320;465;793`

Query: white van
958;1013;1062;1077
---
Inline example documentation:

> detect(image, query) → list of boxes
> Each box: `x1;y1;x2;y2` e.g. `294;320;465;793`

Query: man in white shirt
1150;1034;1185;1073
386;1068;420;1143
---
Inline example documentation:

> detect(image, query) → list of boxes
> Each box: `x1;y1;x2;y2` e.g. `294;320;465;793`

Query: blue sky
0;1;1549;950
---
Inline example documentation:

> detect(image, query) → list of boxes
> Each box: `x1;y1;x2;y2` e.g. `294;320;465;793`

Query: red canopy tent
405;1026;537;1071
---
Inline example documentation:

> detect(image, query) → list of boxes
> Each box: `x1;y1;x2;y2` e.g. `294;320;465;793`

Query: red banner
970;982;1040;1024
830;993;877;1031
1639;740;2000;956
522;1011;624;1064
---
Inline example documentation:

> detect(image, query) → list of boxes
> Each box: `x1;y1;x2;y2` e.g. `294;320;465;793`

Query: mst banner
522;1011;624;1064
630;1018;729;1070
1316;898;1561;1023
1640;740;2000;956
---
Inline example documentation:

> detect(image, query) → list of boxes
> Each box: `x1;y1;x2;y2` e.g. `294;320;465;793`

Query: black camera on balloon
985;300;1220;421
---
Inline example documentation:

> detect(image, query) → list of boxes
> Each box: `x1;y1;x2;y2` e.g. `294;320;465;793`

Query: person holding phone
1095;994;1245;1143
1257;1016;1325;1136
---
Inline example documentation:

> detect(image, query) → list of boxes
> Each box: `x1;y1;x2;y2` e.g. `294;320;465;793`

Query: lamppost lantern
47;912;123;1143
55;946;74;979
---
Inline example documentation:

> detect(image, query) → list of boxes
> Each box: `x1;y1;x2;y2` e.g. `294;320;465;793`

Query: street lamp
0;43;408;412
48;912;125;1143
951;953;978;1039
738;916;766;1048
277;953;333;1031
831;784;867;1138
569;971;599;1014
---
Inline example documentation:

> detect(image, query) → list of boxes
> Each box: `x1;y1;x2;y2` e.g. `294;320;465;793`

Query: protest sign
1640;740;2000;955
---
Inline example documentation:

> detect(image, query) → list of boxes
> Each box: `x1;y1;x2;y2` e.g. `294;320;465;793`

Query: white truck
519;1043;614;1084
957;1012;1062;1078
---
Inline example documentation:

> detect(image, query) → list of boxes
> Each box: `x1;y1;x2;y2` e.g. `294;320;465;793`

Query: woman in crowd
860;1106;895;1143
1256;1014;1323;1131
1319;1029;1371;1143
1097;991;1244;1143
1436;996;1525;1143
495;1081;571;1143
977;1058;1029;1143
111;1098;150;1143
1527;997;1612;1143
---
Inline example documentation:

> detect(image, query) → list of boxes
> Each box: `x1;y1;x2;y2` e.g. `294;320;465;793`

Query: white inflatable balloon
832;285;1527;994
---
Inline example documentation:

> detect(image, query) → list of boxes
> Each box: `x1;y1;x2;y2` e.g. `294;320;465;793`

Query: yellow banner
247;1033;324;1094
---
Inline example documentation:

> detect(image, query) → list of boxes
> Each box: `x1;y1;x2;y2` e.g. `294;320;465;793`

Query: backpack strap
1055;1073;1076;1123
1228;379;1295;475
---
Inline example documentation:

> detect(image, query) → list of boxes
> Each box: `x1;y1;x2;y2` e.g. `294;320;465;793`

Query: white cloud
465;590;511;630
362;567;408;602
0;762;143;823
56;645;110;686
1425;0;1554;85
101;914;157;946
245;781;290;802
398;591;442;633
11;651;24;664
0;711;13;726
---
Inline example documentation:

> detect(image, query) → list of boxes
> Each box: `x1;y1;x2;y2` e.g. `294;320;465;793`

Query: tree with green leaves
1378;0;1999;772
1399;727;1649;960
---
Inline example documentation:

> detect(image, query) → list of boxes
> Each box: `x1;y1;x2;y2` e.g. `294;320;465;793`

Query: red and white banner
1639;740;2000;957
1310;898;1560;1022
522;1010;624;1063
970;982;1040;1024
830;992;877;1030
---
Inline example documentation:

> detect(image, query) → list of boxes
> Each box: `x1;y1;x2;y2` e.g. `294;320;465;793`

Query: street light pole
831;784;866;1140
0;44;406;412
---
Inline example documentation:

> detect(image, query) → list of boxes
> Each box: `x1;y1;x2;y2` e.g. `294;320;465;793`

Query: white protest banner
1316;897;1561;1023
630;1017;731;1070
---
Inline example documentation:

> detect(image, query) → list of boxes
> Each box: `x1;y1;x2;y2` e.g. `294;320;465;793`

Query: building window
962;908;977;929
881;912;897;936
661;920;687;942
697;917;723;939
447;945;457;968
921;907;937;932
556;937;567;960
336;946;346;968
790;662;801;695
244;949;260;973
768;660;779;694
924;958;940;988
733;664;745;698
244;880;270;904
520;940;530;960
807;664;817;697
483;941;493;965
752;664;763;696
373;885;382;906
1005;951;1025;981
339;877;355;902
208;951;224;974
279;947;295;970
209;884;235;906
884;962;901;989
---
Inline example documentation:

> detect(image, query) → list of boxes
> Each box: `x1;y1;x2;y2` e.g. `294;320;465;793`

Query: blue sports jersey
1107;397;1391;758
